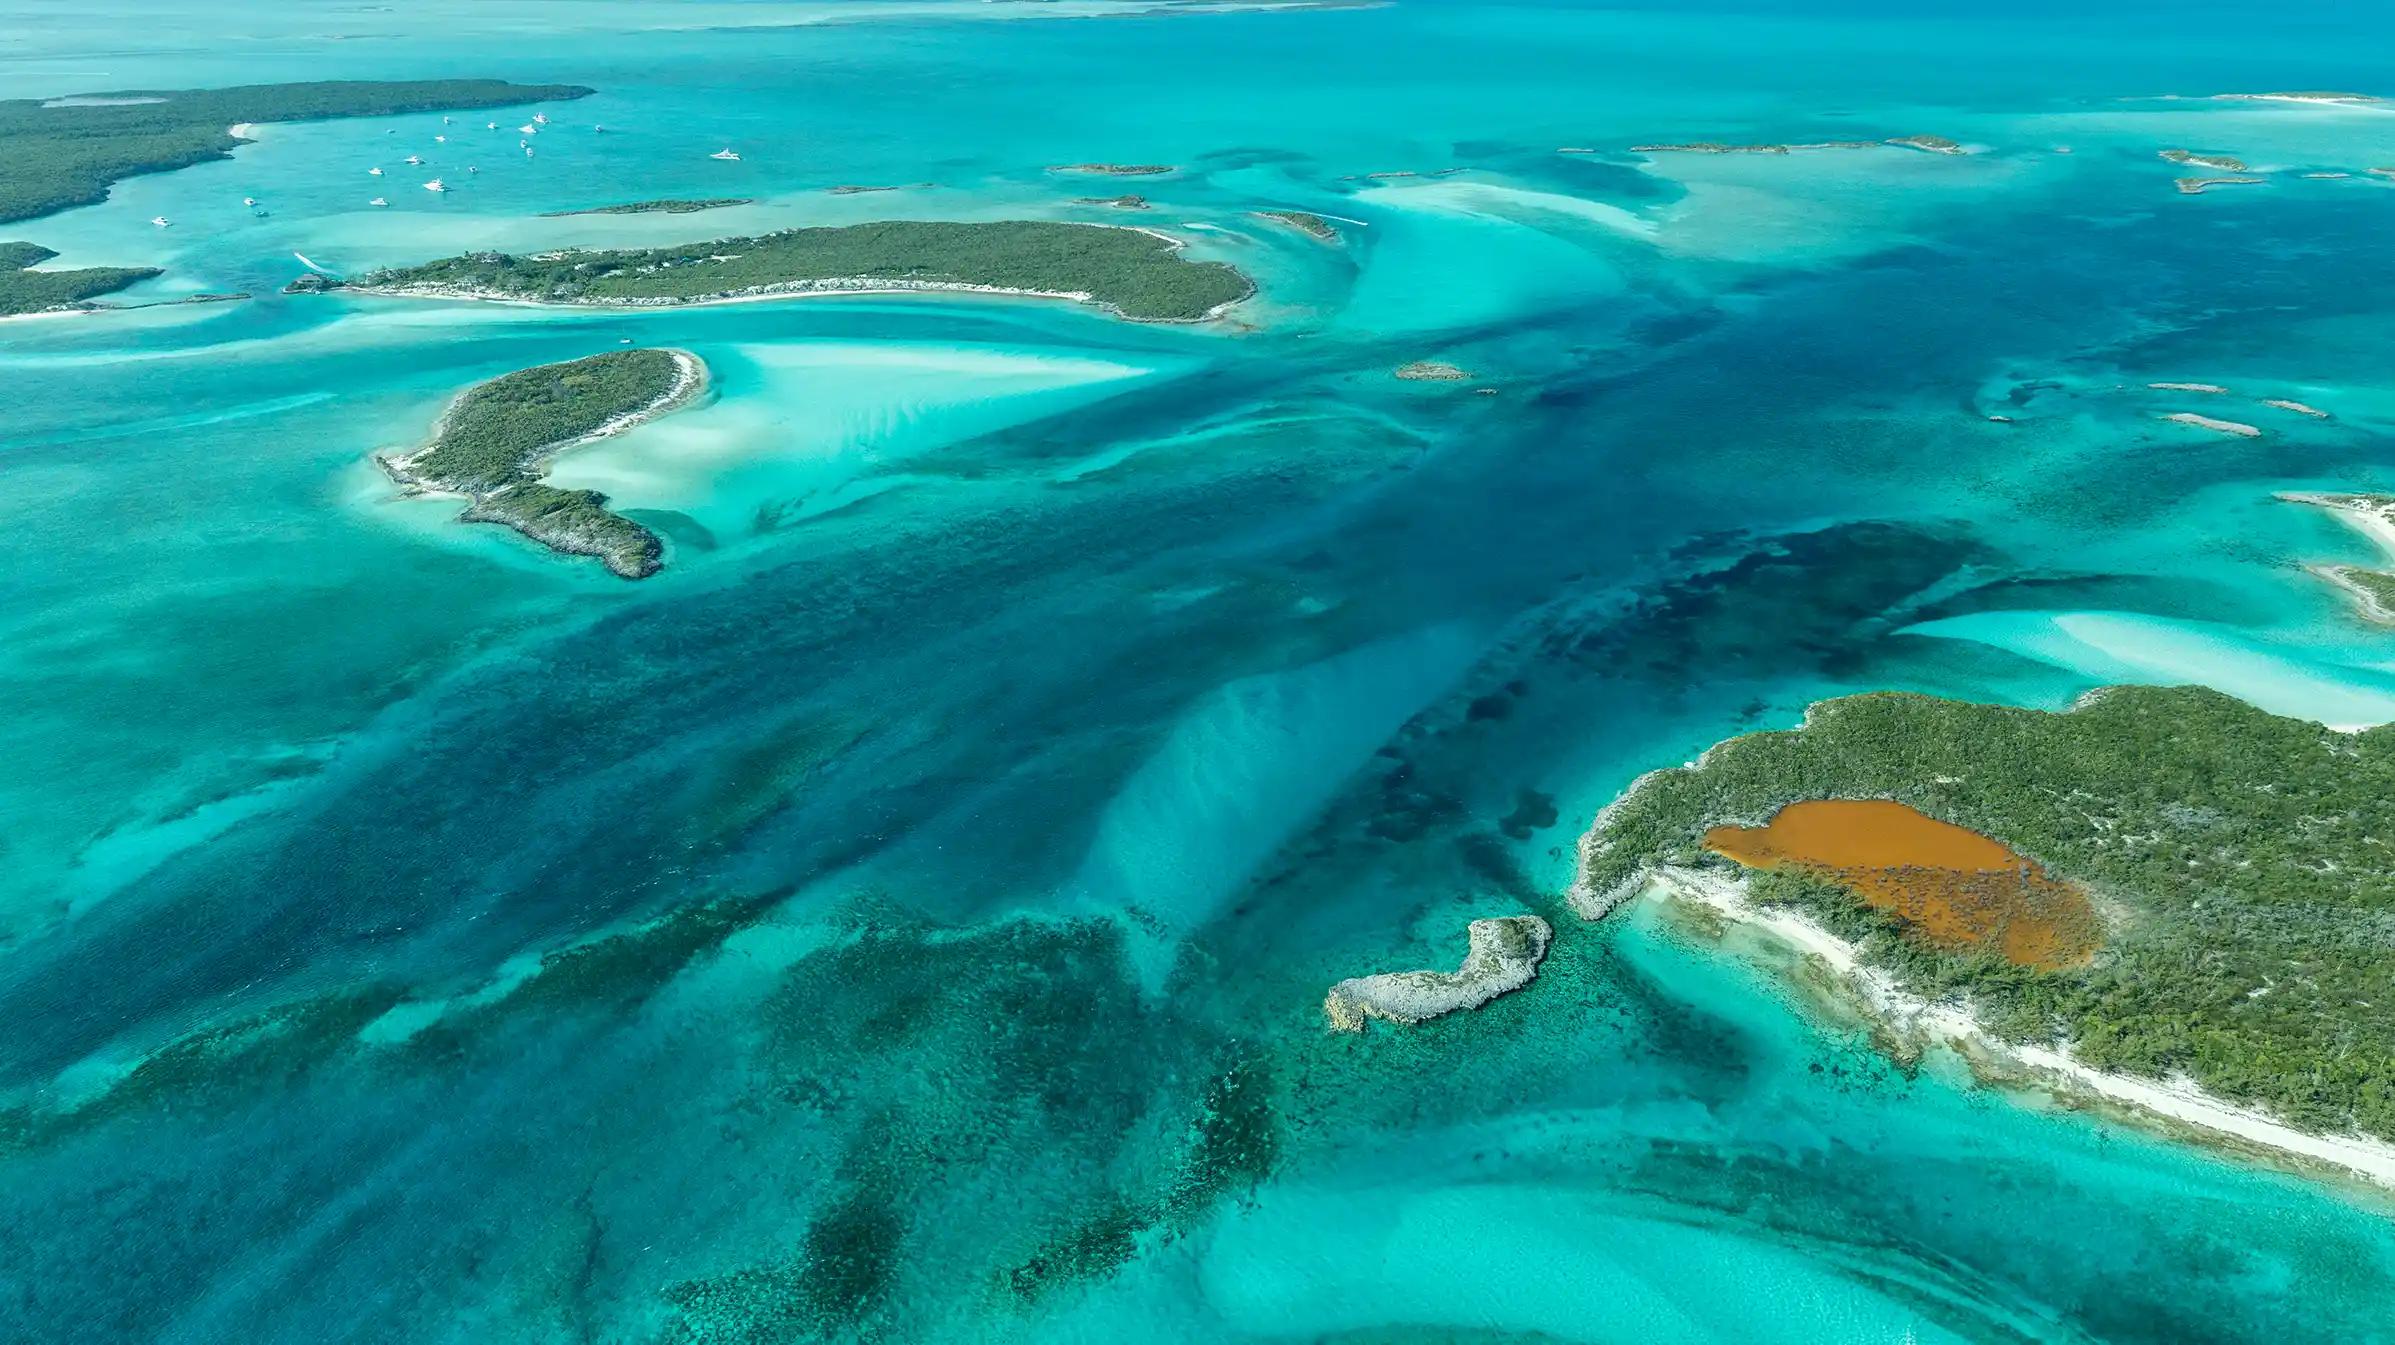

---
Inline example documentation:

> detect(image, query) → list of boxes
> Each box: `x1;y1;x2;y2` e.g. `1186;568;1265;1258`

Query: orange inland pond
1703;799;2101;971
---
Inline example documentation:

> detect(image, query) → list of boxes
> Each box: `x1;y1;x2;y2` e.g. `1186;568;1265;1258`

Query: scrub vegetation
340;219;1254;321
1582;684;2395;1139
0;79;592;224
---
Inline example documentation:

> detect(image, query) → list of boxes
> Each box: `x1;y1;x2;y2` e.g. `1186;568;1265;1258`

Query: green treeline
0;241;158;315
412;348;679;492
400;349;686;579
538;198;754;217
0;79;592;224
352;219;1254;321
1586;685;2395;1139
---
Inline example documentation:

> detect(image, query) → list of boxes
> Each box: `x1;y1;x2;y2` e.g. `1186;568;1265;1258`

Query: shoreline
317;220;1253;325
381;348;707;578
2280;489;2395;557
385;347;708;493
2277;491;2395;623
1640;865;2395;1191
337;272;1249;326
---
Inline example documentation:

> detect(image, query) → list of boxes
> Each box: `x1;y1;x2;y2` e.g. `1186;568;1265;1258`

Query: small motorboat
423;178;447;193
368;166;384;176
149;215;171;227
404;154;423;166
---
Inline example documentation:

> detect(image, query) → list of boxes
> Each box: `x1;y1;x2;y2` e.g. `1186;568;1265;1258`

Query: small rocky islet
1324;916;1552;1032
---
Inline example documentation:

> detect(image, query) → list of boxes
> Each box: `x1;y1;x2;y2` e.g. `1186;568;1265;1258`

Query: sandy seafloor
9;0;2395;1340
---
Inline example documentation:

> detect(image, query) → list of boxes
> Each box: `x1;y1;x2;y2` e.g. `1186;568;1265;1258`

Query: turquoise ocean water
7;1;2395;1339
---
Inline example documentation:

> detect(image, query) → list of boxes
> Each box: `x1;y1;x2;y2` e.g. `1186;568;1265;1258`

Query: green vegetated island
1253;209;1339;242
539;198;754;218
0;79;591;314
1577;684;2395;1146
1630;134;1966;156
0;241;159;317
0;79;592;224
382;348;704;579
296;219;1254;322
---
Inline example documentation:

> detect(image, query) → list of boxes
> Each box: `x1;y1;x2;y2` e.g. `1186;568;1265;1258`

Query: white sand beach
1645;866;2395;1189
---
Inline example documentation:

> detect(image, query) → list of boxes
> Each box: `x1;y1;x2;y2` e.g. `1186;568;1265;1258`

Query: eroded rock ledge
1324;916;1551;1032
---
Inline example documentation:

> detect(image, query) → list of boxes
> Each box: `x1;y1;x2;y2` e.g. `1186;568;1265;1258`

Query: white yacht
423;178;447;192
533;113;548;125
404;154;423;166
368;166;384;176
149;215;171;227
710;147;742;161
369;196;388;207
242;196;258;207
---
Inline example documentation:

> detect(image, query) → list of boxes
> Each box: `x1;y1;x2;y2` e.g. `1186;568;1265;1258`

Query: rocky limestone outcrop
1325;915;1552;1032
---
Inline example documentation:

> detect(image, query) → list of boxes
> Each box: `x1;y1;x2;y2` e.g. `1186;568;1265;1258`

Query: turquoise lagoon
7;0;2395;1340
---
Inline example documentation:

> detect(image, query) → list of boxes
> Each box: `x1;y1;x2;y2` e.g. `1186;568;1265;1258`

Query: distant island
2159;411;2261;437
2160;148;2250;172
380;349;705;579
1574;684;2395;1162
1632;135;1966;156
1252;209;1338;242
302;219;1254;323
1324;916;1550;1032
0;240;159;316
2283;491;2395;623
2175;175;2268;195
1047;163;1176;176
2214;91;2383;106
1394;360;1472;381
1073;195;1150;210
0;78;592;225
538;198;753;217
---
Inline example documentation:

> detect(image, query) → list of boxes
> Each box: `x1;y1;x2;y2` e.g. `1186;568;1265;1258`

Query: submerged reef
660;912;1281;1339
